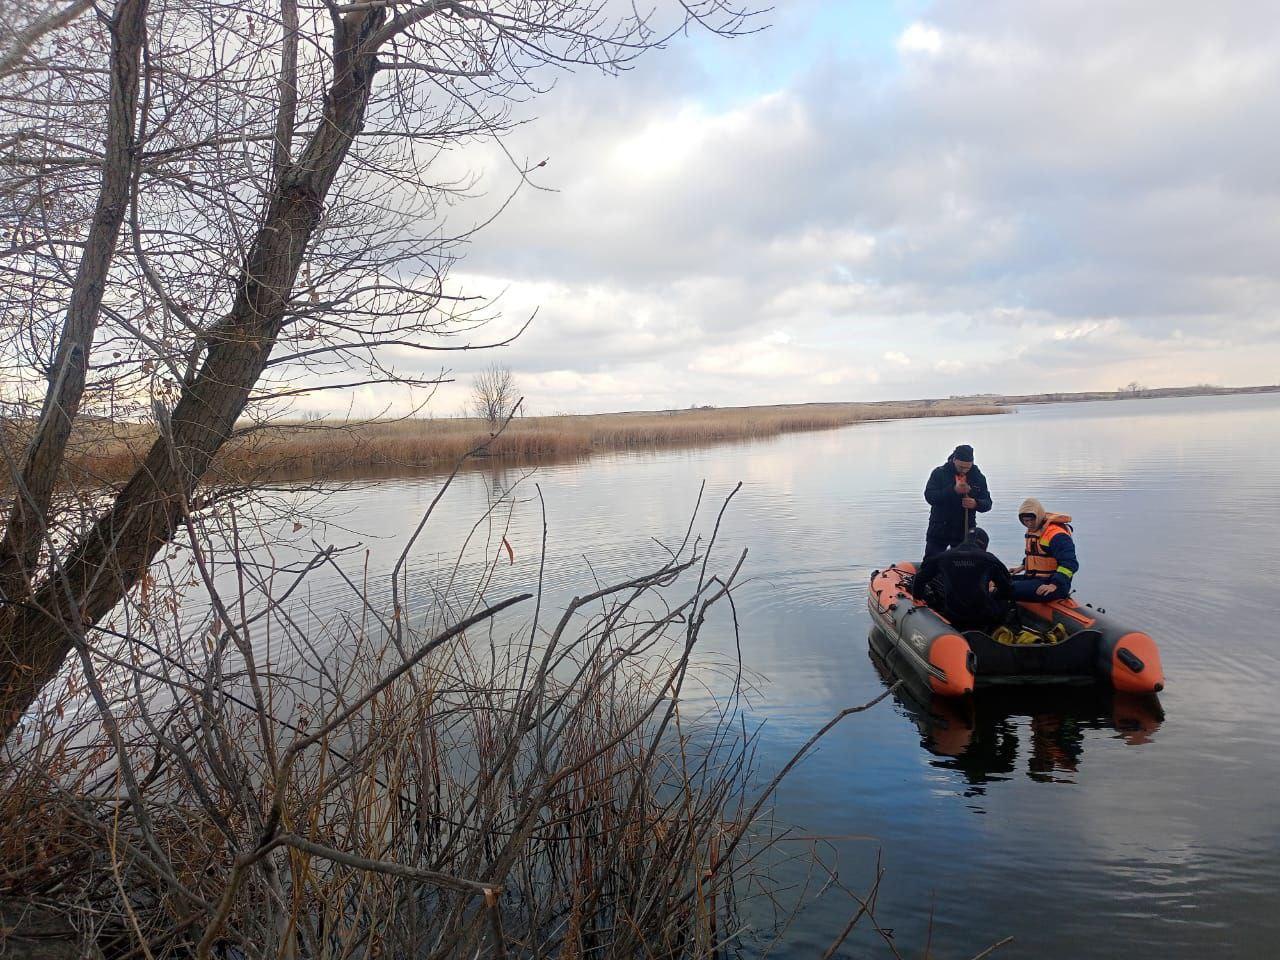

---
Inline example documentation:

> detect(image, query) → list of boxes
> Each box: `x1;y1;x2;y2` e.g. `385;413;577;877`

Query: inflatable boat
867;562;1165;697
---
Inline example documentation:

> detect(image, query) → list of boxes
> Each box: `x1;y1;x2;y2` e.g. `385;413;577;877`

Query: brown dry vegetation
57;399;1006;484
0;486;906;958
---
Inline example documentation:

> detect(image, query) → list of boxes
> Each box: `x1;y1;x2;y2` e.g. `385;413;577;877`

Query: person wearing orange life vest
1009;497;1078;602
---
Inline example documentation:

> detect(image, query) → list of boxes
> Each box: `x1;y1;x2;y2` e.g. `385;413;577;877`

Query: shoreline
34;383;1280;484
985;383;1280;406
62;399;1007;484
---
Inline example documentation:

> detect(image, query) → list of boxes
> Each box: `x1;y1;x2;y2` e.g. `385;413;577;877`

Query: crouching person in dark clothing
911;527;1013;631
923;444;992;560
1010;497;1078;601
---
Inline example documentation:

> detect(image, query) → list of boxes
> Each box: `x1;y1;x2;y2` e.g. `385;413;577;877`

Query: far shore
980;383;1280;405
61;399;1003;483
32;382;1280;484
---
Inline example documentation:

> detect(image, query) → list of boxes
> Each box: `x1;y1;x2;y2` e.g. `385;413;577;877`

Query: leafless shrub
471;363;519;429
0;476;894;957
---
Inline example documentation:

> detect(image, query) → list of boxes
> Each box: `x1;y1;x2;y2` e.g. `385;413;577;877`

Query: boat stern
1105;631;1165;694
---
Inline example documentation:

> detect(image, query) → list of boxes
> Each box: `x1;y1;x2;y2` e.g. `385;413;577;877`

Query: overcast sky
348;0;1280;416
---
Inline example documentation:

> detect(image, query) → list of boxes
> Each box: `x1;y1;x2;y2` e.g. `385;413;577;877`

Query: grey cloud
365;0;1280;412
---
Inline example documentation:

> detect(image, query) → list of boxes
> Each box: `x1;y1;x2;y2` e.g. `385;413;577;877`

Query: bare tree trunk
0;8;386;734
0;0;148;604
0;0;752;741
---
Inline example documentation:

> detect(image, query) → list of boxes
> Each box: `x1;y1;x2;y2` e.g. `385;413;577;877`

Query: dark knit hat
951;444;974;462
965;527;990;549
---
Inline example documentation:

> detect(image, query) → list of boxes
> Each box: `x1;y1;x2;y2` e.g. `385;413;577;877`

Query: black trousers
923;536;961;561
1011;576;1069;601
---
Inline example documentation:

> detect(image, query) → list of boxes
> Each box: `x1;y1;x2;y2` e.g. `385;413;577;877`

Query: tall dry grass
0;484;899;958
58;399;1006;483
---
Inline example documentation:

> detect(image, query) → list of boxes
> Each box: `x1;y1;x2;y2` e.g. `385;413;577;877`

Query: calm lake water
279;393;1280;959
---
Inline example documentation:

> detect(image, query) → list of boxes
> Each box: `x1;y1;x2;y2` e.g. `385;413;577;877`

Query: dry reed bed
65;400;1005;482
0;489;898;958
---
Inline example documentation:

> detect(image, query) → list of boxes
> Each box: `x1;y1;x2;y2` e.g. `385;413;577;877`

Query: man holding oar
923;444;992;560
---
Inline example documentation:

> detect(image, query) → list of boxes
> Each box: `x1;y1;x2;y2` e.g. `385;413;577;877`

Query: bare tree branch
0;0;95;77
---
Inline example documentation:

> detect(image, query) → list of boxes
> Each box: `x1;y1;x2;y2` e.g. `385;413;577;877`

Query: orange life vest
1024;513;1073;579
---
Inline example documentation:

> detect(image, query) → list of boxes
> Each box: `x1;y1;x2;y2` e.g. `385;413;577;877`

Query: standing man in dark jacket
923;444;992;560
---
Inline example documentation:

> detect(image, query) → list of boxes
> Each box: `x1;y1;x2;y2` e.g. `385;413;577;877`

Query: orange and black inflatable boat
867;563;1165;697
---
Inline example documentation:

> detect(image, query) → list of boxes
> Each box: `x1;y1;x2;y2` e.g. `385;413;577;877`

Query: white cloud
816;365;881;387
1052;321;1106;341
897;22;944;56
689;336;812;380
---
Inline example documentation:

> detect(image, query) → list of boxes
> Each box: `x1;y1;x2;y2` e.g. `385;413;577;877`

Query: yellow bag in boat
991;623;1068;646
991;626;1016;646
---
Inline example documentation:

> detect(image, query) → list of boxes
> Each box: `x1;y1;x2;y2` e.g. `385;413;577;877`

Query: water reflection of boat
867;562;1166;696
870;629;1163;786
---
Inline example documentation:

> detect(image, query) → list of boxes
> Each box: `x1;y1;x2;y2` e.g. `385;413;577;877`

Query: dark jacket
912;540;1012;630
924;460;992;544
